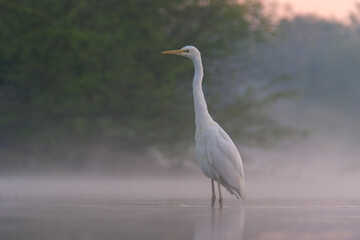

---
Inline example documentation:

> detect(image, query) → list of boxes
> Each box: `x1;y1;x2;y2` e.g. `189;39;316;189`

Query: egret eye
183;49;190;53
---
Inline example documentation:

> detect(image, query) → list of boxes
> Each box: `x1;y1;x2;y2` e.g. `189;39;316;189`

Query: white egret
162;46;245;206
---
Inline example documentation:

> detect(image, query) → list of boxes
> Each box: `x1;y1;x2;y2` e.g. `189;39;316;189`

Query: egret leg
211;179;216;207
217;181;223;207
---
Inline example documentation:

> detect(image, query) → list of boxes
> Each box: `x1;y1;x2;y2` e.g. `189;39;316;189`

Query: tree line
0;0;295;170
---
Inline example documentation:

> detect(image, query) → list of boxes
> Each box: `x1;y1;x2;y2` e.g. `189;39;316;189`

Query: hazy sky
274;0;357;21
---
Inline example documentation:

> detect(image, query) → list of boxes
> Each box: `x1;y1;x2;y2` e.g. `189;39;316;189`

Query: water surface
1;199;359;240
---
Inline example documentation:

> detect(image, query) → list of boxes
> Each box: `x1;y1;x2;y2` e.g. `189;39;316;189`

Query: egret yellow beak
161;49;185;54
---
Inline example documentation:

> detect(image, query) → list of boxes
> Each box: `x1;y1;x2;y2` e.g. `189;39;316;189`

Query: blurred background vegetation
1;0;359;172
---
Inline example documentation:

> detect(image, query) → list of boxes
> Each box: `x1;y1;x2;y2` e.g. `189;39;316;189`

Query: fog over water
1;71;360;240
0;100;359;201
2;2;360;240
1;136;359;201
2;90;359;240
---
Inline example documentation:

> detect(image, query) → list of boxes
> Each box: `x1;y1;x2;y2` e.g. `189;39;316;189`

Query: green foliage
0;0;291;168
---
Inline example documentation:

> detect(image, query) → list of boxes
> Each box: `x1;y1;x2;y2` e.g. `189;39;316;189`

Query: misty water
1;196;360;240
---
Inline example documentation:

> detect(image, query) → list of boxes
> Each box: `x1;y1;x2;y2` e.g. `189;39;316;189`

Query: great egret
162;46;245;206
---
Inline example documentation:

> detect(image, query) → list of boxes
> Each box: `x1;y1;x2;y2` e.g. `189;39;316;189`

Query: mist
2;2;360;240
242;101;360;199
1;87;360;201
1;112;359;201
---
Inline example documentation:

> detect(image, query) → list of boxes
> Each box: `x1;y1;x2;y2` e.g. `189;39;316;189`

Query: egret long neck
192;56;213;130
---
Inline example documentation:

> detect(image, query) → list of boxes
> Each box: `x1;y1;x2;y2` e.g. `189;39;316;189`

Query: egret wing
205;125;245;199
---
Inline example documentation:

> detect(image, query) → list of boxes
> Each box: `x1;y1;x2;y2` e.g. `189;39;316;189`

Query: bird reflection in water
194;207;246;240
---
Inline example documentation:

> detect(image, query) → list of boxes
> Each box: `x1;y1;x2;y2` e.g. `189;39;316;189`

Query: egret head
161;45;200;60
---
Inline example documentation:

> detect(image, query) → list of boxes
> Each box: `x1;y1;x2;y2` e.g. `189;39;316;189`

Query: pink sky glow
272;0;358;22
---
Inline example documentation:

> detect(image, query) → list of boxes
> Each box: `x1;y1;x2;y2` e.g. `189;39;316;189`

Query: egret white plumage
162;46;245;206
